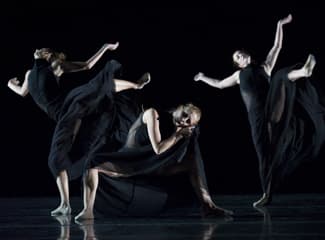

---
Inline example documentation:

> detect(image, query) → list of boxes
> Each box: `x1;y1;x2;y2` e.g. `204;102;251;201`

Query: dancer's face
34;48;52;60
173;105;201;128
233;50;251;68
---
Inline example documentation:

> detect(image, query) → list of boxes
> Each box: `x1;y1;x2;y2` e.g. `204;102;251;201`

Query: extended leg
114;72;151;92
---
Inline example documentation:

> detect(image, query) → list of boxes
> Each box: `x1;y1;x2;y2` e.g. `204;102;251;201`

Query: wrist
174;132;183;142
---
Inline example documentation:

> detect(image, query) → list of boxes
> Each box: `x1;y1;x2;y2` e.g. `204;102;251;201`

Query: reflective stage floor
0;194;324;239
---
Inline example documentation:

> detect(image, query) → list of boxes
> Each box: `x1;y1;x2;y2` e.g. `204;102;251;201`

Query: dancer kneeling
75;103;233;220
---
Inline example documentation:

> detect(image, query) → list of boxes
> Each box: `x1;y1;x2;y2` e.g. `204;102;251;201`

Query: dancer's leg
287;54;316;81
75;169;99;221
51;170;71;216
114;72;151;92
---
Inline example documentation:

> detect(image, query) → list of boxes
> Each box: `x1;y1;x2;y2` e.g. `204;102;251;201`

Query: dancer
194;14;324;206
7;44;151;215
75;103;233;220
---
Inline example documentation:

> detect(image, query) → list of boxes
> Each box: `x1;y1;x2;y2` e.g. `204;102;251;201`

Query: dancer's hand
105;42;119;51
194;72;204;81
177;126;195;138
279;14;292;25
8;77;20;86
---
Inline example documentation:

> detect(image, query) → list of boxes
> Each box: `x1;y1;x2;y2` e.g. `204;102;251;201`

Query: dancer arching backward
194;14;325;207
7;43;151;216
75;103;234;221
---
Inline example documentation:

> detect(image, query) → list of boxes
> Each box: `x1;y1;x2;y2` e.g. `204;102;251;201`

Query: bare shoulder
143;108;159;123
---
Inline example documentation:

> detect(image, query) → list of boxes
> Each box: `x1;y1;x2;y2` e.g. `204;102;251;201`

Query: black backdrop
0;2;324;197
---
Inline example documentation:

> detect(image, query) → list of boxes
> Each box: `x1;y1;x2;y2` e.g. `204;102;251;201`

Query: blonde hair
172;103;202;125
51;51;66;63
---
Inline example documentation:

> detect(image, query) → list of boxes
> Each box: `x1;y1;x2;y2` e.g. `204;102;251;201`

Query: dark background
0;2;324;197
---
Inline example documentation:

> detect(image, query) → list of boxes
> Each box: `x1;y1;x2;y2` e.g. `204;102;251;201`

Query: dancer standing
8;43;151;215
194;14;324;206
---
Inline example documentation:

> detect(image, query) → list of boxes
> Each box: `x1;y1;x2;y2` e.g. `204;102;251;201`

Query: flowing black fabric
239;64;325;192
28;59;130;179
90;111;207;217
47;60;127;180
28;59;66;121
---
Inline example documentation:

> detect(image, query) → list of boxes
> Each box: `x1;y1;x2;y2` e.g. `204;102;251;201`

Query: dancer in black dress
7;43;151;215
194;14;324;207
75;103;233;220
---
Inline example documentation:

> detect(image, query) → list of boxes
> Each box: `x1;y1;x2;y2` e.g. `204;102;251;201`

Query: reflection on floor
0;194;325;239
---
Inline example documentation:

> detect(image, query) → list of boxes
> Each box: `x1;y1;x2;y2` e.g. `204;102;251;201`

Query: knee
84;169;98;189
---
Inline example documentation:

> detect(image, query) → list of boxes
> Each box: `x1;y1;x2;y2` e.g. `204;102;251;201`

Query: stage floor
0;194;324;239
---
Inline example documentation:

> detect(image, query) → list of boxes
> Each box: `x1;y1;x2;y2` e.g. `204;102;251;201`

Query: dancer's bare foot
303;54;316;77
201;203;234;218
253;193;272;207
51;204;71;216
74;209;94;221
137;72;151;89
106;42;119;51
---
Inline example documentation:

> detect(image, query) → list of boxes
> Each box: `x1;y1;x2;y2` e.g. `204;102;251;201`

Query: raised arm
7;70;30;97
194;71;240;89
263;14;292;75
143;108;189;154
61;42;119;73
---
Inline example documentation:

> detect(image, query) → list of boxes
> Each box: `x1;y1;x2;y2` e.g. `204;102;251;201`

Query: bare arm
61;42;119;73
263;14;292;75
194;71;240;88
143;108;188;154
7;70;30;97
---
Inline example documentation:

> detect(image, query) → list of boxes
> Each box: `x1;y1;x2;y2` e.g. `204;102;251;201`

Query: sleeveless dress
28;59;65;121
28;58;125;180
239;63;325;192
90;110;208;217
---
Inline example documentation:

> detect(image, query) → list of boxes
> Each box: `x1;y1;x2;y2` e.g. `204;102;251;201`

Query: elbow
153;146;164;155
84;65;91;70
276;43;282;49
274;41;282;50
217;84;225;89
153;148;162;155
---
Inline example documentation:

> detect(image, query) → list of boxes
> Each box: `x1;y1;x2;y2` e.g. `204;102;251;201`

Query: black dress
28;58;125;180
90;110;209;217
239;63;325;192
28;59;65;121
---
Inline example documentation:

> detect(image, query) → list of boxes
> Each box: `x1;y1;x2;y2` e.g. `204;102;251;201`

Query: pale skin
74;105;232;220
194;14;317;207
7;42;150;96
7;43;151;216
194;14;316;87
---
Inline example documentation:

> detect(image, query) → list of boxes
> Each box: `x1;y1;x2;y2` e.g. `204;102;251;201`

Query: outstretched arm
61;42;119;73
194;71;240;88
7;70;30;97
263;14;292;75
143;108;191;154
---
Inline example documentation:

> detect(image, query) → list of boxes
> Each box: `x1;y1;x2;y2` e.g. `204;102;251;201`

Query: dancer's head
49;52;67;73
33;48;66;63
34;48;53;60
172;103;201;128
232;50;251;68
